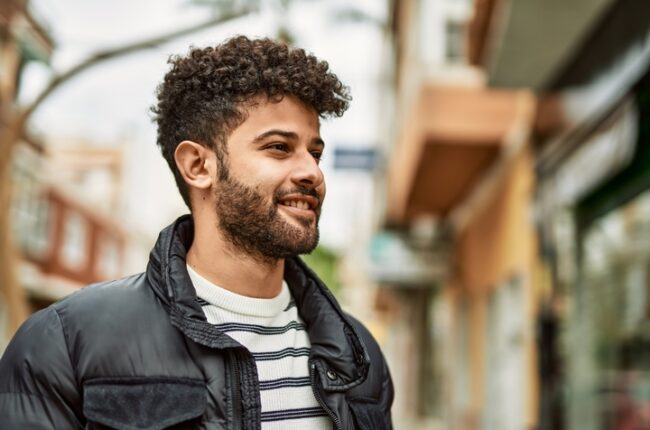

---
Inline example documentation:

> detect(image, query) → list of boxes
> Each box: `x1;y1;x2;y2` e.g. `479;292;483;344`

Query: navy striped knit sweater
187;266;330;429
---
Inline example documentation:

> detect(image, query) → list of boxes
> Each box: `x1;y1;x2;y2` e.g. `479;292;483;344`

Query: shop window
577;187;650;429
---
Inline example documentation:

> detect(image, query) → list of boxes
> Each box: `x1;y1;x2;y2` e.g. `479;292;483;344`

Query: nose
291;149;324;189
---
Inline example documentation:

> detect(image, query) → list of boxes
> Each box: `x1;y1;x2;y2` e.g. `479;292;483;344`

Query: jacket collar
146;215;370;391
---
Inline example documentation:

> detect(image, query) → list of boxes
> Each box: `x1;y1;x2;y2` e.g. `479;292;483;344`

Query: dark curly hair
151;35;351;209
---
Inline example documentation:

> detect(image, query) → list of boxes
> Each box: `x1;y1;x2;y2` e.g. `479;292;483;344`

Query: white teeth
283;200;310;210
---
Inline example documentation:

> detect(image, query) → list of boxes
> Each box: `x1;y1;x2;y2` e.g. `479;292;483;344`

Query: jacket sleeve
0;306;83;429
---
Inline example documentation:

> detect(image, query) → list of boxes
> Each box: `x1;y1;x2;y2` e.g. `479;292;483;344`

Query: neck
187;215;285;299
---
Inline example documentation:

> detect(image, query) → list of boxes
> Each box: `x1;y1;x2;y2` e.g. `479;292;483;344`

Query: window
61;212;88;270
97;234;120;279
11;147;50;258
445;19;467;63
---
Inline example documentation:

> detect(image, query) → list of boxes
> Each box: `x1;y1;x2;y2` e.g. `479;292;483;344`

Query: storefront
573;78;650;430
537;72;650;430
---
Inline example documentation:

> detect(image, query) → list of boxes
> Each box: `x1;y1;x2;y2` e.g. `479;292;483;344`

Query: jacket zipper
310;362;342;430
229;350;243;430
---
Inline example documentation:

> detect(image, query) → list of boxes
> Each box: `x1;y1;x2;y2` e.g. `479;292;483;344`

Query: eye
310;151;324;163
266;143;290;153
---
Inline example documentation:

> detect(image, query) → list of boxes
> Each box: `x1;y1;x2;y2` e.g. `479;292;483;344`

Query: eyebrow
252;129;325;147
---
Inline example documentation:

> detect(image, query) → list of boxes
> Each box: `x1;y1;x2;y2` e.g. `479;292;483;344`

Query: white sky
23;0;389;252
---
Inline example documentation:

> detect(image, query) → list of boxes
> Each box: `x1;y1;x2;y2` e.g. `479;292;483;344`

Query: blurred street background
2;0;650;428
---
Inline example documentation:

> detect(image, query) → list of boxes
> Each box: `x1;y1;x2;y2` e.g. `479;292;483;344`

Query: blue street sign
333;147;380;171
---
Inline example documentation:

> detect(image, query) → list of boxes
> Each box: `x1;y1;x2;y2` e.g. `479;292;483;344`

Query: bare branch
16;6;255;130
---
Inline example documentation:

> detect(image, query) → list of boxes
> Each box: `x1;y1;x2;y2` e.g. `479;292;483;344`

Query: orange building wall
457;147;536;292
449;145;539;428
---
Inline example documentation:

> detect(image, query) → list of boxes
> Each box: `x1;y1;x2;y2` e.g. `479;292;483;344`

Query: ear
174;141;214;191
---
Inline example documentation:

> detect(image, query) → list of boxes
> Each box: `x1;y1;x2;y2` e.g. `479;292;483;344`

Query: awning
537;96;638;214
366;232;444;286
468;0;616;89
387;85;522;225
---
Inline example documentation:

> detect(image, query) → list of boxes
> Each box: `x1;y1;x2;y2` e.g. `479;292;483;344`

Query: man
0;36;393;429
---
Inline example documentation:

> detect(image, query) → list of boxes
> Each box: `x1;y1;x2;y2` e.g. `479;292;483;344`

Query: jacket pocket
83;377;206;430
348;397;390;430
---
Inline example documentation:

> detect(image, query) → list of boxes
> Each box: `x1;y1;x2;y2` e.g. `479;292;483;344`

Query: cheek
236;162;278;187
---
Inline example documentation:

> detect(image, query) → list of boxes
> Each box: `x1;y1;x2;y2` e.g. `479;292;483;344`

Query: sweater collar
145;215;370;391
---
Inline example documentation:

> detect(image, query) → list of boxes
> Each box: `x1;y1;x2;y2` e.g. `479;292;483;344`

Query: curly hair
151;35;351;209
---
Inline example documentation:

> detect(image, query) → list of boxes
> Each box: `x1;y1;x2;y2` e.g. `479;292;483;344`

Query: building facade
378;0;650;429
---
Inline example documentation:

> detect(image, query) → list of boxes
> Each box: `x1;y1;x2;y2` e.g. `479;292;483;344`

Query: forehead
232;96;321;137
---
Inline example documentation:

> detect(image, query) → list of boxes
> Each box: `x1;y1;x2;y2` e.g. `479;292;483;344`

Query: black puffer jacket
0;216;393;429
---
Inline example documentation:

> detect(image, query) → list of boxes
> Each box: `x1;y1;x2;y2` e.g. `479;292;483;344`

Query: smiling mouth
277;194;319;215
281;200;311;210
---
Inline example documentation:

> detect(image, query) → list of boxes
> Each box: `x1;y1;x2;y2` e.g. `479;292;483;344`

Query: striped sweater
187;266;331;429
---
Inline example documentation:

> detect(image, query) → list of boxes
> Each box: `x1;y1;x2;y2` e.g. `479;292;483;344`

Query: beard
214;168;321;262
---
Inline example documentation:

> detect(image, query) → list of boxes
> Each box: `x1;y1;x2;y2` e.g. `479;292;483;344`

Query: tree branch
16;6;255;131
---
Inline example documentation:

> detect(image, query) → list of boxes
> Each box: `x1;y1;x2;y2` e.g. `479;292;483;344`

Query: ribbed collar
187;265;290;318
